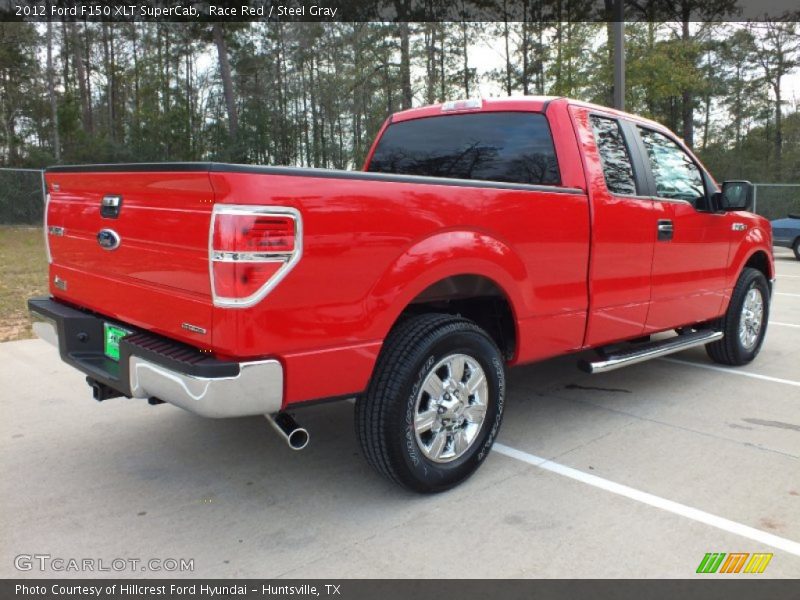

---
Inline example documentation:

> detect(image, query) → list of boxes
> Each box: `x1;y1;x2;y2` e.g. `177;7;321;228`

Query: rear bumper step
28;297;283;418
579;330;724;374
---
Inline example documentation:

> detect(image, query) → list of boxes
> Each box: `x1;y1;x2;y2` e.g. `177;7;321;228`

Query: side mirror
715;180;754;212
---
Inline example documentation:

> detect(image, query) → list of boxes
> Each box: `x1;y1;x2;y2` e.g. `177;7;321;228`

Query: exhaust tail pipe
267;412;309;450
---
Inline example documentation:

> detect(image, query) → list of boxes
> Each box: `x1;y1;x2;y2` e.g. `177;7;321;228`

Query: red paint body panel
46;171;215;347
206;169;591;389
644;202;732;332
43;97;774;409
569;105;657;346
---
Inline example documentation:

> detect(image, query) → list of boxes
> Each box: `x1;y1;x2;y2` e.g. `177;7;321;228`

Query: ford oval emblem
96;229;121;250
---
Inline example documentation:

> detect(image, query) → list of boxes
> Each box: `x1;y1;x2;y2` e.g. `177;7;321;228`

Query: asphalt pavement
1;248;798;578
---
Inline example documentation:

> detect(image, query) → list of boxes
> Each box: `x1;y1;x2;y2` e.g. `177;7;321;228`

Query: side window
590;115;637;195
638;128;705;206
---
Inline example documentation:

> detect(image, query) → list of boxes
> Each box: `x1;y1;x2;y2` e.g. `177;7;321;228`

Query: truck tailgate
45;169;215;347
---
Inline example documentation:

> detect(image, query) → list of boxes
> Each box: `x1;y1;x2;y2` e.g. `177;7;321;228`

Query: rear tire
355;313;506;493
793;238;800;260
705;267;769;366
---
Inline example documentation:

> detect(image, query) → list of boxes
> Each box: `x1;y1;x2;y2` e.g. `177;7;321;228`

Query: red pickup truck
29;97;774;492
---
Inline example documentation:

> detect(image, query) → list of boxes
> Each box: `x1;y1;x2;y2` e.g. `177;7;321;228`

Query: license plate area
104;323;131;361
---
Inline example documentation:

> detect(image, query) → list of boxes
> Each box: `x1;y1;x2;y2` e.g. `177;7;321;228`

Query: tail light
44;192;52;264
210;205;302;308
441;98;482;112
43;172;52;264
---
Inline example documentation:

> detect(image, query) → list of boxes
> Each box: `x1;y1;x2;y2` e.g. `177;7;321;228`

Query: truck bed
45;161;590;403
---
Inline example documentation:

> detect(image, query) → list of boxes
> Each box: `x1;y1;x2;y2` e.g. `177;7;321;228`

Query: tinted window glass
590;116;637;195
639;128;705;205
368;112;560;185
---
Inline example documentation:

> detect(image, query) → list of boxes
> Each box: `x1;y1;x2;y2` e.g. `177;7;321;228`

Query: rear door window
590;115;637;195
367;112;560;185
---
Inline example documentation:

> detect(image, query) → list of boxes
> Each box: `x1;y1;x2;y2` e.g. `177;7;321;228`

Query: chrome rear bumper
31;310;59;347
128;356;283;418
28;297;283;418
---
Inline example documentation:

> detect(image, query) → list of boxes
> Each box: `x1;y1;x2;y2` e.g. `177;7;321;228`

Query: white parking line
779;275;800;279
772;321;800;328
659;357;800;387
776;292;800;298
493;443;800;557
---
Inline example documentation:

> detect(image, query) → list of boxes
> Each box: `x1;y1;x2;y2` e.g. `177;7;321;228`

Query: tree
212;23;238;143
717;27;765;150
0;19;798;191
69;22;92;134
46;19;61;162
0;22;40;164
751;21;800;180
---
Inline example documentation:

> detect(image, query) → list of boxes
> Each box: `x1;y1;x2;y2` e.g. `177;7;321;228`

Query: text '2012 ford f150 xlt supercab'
29;97;774;492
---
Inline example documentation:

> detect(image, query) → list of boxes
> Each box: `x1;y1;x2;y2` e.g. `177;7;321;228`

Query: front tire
355;313;506;493
706;267;770;366
793;238;800;260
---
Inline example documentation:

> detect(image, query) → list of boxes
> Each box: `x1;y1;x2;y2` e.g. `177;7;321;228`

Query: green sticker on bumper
104;323;130;361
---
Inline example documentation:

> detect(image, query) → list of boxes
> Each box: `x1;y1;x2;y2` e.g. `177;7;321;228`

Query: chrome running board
579;330;724;374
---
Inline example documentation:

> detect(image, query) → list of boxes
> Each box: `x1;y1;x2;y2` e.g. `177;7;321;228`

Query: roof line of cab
388;95;669;133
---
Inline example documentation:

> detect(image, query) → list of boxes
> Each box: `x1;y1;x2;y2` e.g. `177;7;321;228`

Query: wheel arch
729;224;774;293
396;274;519;361
742;249;774;291
366;230;527;361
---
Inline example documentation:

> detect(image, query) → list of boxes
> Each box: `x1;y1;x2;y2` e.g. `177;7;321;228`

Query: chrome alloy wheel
413;353;489;463
739;286;764;350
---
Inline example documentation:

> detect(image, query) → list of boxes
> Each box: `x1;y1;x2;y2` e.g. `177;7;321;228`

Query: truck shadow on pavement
71;350;661;499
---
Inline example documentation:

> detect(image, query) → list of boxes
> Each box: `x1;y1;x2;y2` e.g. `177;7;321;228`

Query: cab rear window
367;112;560;186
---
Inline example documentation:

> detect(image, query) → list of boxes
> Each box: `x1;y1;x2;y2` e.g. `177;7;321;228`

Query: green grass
0;226;48;342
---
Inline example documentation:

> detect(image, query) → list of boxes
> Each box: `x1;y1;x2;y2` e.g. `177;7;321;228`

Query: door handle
657;219;674;241
101;195;122;219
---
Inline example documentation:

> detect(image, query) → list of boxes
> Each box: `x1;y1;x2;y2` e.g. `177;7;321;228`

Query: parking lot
1;248;798;579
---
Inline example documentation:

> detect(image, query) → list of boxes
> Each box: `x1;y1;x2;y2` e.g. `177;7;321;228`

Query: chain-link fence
0;167;799;226
753;184;800;221
0;168;45;225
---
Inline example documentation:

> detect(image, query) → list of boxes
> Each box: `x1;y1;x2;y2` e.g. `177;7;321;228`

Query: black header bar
3;580;800;600
2;0;799;22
